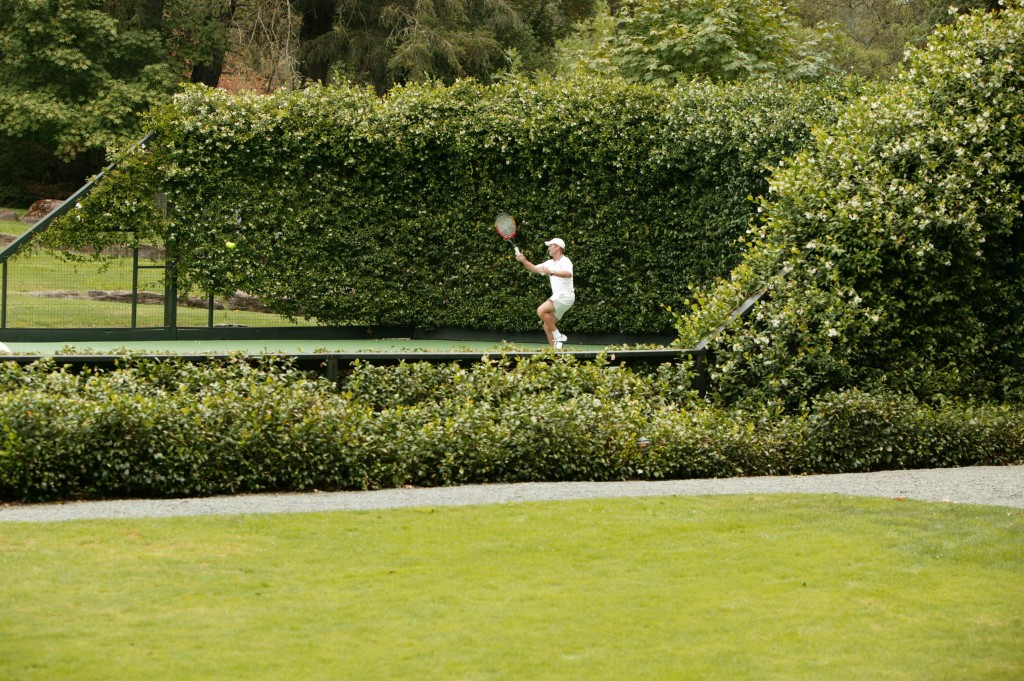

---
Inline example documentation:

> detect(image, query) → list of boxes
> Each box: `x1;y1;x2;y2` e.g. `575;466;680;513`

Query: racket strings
495;214;517;239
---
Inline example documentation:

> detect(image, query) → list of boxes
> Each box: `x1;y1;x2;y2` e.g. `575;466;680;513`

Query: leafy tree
551;0;1010;83
172;0;238;87
0;0;180;203
548;0;620;78
787;0;1005;78
0;0;307;202
499;0;602;73
614;0;836;83
550;0;837;83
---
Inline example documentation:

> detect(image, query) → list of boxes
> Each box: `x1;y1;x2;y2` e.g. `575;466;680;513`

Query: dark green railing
0;132;172;331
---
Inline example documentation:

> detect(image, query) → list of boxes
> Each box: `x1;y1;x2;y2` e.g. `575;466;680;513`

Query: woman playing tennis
516;237;574;349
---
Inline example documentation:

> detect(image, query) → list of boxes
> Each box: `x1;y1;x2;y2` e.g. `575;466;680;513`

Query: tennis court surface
0;337;610;356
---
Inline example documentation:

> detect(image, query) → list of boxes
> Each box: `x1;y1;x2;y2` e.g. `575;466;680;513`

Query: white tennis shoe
553;331;568;344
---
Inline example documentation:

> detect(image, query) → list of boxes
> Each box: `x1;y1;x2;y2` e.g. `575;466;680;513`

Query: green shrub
678;4;1024;406
0;358;1020;502
794;390;1024;473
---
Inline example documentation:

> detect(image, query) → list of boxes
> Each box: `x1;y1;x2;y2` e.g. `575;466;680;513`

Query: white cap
544;238;566;250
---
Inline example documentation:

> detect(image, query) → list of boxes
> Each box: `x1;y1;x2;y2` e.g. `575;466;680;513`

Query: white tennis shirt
541;255;574;303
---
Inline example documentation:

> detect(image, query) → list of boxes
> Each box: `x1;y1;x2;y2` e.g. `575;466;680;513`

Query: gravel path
2;465;1021;522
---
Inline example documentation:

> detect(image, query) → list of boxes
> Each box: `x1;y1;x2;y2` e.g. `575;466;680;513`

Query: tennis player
516;237;574;349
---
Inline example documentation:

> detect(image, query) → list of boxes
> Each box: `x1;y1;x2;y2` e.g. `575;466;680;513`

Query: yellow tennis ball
225;241;237;250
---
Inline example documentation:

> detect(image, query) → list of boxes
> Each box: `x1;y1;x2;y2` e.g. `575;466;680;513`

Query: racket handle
514;246;521;255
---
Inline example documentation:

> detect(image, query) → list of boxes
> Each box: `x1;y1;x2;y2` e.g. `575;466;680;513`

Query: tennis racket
494;212;520;254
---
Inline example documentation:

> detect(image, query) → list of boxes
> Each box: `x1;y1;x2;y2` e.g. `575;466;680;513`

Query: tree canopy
0;0;179;202
1;0;997;204
610;0;836;83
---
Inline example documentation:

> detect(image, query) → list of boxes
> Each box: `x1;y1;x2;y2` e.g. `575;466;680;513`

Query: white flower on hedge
827;328;840;337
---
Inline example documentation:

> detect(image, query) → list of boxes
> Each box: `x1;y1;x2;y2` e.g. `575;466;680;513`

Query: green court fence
0;134;318;341
0;236;317;333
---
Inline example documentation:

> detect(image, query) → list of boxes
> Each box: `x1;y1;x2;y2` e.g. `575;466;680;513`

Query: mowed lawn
1;494;1022;680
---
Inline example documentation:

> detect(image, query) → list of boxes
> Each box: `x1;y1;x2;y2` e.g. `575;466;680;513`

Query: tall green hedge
677;3;1024;405
50;76;852;334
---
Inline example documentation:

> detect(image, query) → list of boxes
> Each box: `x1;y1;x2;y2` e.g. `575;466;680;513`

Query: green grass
3;248;165;292
0;218;316;328
1;293;315;329
1;495;1021;680
1;208;29;237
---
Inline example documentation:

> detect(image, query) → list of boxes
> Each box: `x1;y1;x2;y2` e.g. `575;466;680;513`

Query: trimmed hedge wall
1;358;1019;502
51;76;854;334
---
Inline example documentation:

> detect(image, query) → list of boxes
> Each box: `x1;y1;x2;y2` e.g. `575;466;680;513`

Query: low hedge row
1;357;1020;502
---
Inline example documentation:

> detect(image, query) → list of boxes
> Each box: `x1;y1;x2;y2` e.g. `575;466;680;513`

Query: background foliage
609;0;837;84
785;0;1002;79
0;0;179;204
1;0;989;206
48;75;853;333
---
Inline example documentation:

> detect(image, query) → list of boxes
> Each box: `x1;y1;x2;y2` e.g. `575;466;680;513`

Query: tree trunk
297;0;338;85
189;0;238;88
190;51;226;87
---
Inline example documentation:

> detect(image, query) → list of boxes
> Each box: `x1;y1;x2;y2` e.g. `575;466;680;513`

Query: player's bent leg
538;300;558;346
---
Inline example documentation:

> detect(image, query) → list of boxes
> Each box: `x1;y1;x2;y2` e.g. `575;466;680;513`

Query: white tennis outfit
542;255;575;320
